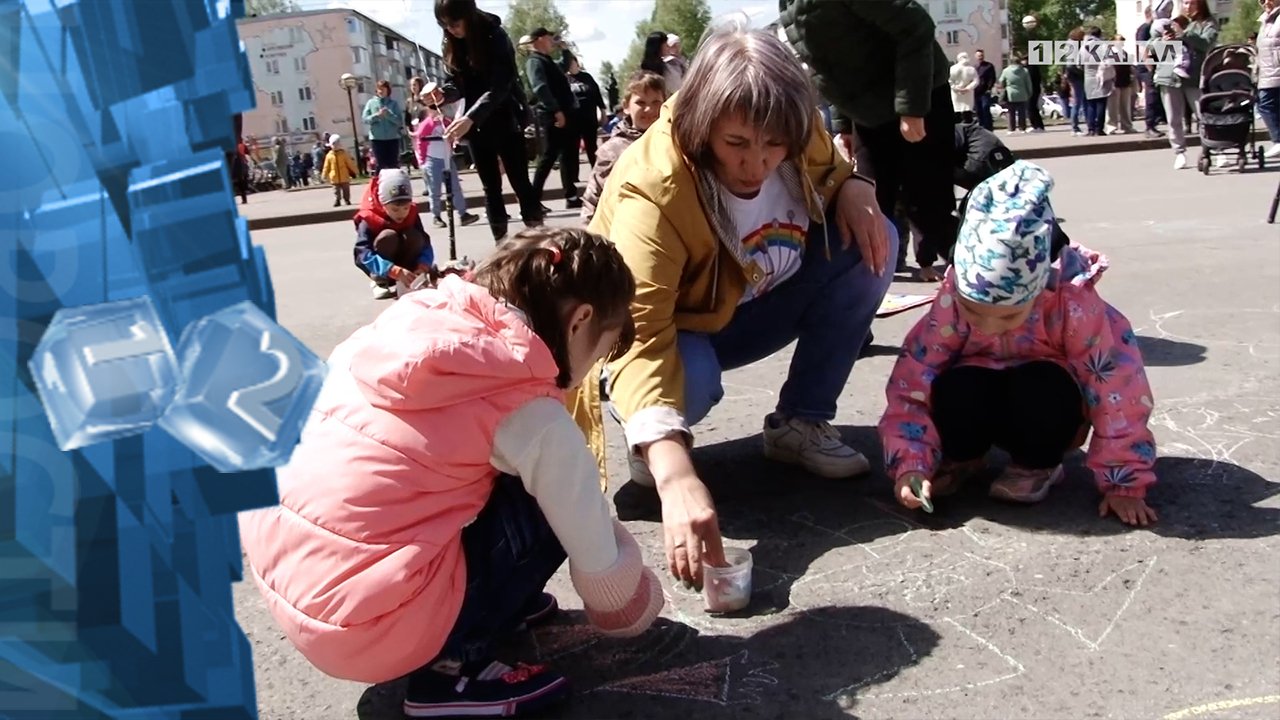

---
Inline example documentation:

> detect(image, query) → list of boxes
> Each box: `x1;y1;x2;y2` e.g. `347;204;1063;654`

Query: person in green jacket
362;79;404;170
776;0;959;281
998;53;1033;133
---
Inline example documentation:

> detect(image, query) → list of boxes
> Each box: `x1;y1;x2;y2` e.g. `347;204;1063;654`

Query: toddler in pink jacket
879;161;1158;527
239;229;663;718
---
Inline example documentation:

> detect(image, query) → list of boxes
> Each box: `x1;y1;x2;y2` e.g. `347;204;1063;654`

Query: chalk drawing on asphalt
1142;307;1280;360
1149;394;1280;479
825;617;1026;702
1162;694;1280;720
532;616;696;672
595;650;778;705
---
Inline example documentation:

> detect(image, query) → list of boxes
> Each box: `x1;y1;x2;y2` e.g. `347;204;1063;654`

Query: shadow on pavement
618;429;1280;581
1137;335;1209;367
356;606;940;720
842;451;1279;542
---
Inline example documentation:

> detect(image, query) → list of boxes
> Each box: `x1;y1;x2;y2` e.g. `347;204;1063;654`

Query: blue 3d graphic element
28;297;181;452
2;0;315;717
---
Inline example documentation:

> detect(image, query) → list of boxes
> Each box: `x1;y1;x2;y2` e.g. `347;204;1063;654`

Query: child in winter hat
880;160;1160;527
353;168;434;299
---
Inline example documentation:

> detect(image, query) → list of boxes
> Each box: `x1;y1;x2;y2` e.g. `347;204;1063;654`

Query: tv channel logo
1026;40;1183;67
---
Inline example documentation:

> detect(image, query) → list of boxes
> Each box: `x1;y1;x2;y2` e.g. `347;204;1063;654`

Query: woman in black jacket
430;0;542;242
560;51;606;167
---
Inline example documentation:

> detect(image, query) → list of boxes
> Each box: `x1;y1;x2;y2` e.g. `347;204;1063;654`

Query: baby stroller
1196;44;1264;173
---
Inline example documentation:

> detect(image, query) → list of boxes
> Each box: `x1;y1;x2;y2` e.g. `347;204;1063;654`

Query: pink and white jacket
414;114;450;166
239;276;662;684
879;245;1158;498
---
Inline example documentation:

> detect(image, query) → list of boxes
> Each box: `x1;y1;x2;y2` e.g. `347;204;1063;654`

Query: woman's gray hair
672;28;816;163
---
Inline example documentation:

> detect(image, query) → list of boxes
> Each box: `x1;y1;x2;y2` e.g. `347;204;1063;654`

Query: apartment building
236;8;443;158
928;0;1012;71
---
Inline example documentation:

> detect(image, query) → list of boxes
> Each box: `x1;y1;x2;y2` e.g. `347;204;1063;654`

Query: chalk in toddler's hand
910;476;934;514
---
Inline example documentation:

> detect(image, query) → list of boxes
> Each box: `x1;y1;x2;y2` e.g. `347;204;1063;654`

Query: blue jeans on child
675;210;897;426
1069;76;1086;132
424;155;467;218
437;474;565;664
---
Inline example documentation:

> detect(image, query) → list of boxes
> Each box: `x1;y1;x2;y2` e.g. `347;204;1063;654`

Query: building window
346;17;360;34
265;58;280;74
288;27;304;44
356;78;368;94
943;0;958;17
405;65;414;80
945;30;960;45
270;90;284;106
385;34;397;51
293;55;307;72
1001;23;1008;39
301;116;317;131
298;86;313;101
274;117;289;134
352;47;363;64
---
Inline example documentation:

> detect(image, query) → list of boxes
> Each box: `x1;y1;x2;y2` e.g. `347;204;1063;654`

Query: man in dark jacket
1134;5;1166;137
778;0;959;280
524;27;582;209
974;48;997;130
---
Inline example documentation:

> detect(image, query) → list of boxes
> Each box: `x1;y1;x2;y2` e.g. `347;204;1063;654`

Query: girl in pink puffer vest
239;229;663;719
879;161;1159;527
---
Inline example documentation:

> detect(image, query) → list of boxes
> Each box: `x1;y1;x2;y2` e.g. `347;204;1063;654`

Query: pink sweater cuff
570;520;664;638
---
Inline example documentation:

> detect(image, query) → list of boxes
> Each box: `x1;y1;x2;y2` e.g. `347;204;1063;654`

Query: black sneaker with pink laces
402;660;570;718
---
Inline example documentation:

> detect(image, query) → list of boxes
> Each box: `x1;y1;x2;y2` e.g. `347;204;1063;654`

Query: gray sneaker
762;413;870;479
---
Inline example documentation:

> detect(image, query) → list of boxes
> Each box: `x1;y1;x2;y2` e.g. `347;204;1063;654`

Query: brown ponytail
470;228;636;388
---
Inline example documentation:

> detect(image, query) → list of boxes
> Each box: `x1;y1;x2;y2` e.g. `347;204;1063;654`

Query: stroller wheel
1198;154;1210;174
1237;152;1247;172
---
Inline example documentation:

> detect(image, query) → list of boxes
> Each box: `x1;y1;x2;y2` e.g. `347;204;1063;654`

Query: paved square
236;149;1280;720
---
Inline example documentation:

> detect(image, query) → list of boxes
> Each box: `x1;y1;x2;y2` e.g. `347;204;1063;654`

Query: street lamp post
340;72;365;176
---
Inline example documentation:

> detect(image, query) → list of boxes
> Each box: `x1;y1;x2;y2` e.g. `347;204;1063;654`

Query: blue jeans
436;475;565;664
1259;87;1280;144
677;210;897;425
1085;97;1107;134
1069;77;1086;132
424;155;467;218
976;93;994;130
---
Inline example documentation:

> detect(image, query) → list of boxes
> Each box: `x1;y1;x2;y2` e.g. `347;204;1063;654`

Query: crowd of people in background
233;1;1280;718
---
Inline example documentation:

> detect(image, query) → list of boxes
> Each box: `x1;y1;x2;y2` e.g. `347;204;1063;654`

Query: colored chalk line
1162;695;1280;720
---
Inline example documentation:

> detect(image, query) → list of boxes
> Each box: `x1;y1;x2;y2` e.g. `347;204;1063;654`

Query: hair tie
543;244;562;265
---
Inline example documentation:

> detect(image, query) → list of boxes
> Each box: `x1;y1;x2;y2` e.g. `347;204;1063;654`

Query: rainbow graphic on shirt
739;218;807;300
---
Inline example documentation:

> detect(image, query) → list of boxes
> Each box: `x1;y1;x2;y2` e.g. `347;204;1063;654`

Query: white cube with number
158;301;326;473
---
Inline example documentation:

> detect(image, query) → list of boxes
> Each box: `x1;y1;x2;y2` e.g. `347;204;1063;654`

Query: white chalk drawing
1148;393;1280;479
1142;307;1280;361
595;650;778;705
826;617;1026;702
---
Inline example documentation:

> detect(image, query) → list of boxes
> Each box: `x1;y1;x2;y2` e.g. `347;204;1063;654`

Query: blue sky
297;0;775;76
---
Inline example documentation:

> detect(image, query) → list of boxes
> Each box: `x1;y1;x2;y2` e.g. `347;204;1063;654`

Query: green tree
652;0;712;54
244;0;300;17
1010;0;1116;89
504;0;571;90
620;20;659;79
1220;0;1262;45
619;0;711;79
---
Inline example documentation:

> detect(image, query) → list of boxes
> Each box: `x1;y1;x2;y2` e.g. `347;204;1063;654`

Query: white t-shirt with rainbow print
722;170;810;304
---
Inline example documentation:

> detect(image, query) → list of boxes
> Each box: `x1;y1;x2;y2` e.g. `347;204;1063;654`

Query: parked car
1041;93;1063;119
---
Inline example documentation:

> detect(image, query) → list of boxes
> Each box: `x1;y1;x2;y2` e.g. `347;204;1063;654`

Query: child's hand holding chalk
896;472;934;513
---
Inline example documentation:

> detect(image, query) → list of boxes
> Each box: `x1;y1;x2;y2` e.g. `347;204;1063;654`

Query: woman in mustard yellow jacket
577;26;896;590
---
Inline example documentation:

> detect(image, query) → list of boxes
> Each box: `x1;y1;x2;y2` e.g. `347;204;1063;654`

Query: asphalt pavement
235;148;1280;720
